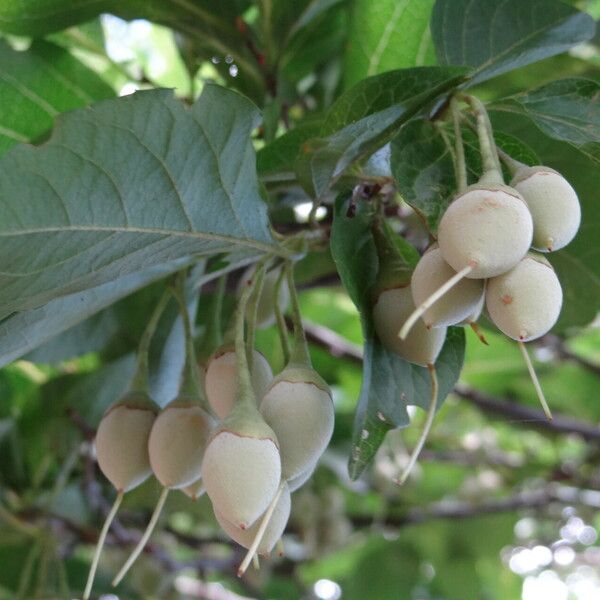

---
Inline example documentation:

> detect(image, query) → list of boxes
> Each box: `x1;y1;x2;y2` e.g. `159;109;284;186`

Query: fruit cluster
372;94;580;480
84;264;333;599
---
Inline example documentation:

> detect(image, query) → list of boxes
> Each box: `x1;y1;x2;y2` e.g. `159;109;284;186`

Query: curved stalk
237;481;285;577
235;263;265;408
273;266;291;363
286;262;311;367
245;264;266;371
83;491;124;600
172;274;205;404
461;94;502;182
112;487;170;587
129;288;172;394
396;364;439;486
518;341;553;420
450;97;467;192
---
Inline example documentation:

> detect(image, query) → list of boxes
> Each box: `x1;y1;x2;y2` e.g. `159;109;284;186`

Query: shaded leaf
0;259;189;369
0;39;114;156
301;67;469;197
0;85;281;318
391;120;539;230
257;120;323;180
330;194;465;479
492;78;600;145
431;0;596;85
344;0;436;88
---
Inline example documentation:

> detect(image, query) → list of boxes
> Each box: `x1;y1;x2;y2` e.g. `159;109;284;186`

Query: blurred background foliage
0;0;599;599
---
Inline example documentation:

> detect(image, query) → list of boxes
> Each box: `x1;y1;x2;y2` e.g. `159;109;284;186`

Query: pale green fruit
182;478;205;501
438;184;533;278
260;367;334;480
239;265;290;329
485;254;563;341
214;482;291;555
373;286;446;366
95;392;157;493
205;347;273;420
288;461;317;492
411;245;485;327
459;288;485;325
202;405;281;529
148;400;213;489
511;166;581;252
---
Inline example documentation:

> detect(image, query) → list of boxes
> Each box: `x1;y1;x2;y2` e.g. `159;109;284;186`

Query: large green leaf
0;85;281;318
0;40;114;156
431;0;596;85
330;194;465;479
299;66;469;197
390;120;540;230
491;78;600;145
343;0;436;88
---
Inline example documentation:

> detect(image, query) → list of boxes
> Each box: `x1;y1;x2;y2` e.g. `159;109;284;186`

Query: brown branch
542;334;600;378
352;483;600;529
300;321;600;442
454;384;600;442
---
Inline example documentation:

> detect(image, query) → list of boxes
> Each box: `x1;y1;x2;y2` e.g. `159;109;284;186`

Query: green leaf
431;0;596;85
330;195;465;479
0;85;281;318
300;66;469;197
491;78;600;145
391;119;455;230
390;120;540;230
343;0;436;88
0;260;189;369
257;120;323;180
0;40;114;156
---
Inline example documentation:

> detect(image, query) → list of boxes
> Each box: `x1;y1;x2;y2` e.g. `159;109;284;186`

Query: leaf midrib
0;224;282;254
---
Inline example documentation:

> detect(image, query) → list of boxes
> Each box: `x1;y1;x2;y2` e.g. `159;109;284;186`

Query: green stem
172;273;204;402
206;275;227;353
496;146;526;177
16;539;40;600
461;94;503;183
0;503;38;537
450;97;468;192
245;264;267;372
234;269;260;408
273;266;291;363
129;287;172;394
285;262;311;367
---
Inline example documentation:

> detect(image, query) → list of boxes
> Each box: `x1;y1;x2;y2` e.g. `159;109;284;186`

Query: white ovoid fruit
485;254;563;341
511;166;581;252
95;391;157;493
411;245;485;328
239;266;290;329
205;347;273;420
148;400;214;489
202;405;281;529
260;367;334;480
373;286;446;366
182;478;205;501
438;184;533;278
288;461;317;493
214;482;291;555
